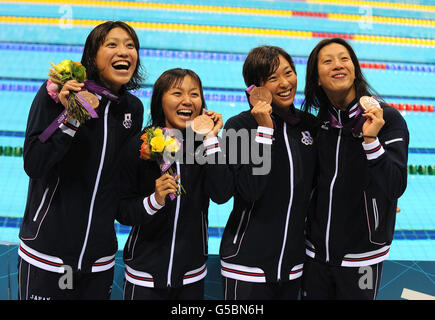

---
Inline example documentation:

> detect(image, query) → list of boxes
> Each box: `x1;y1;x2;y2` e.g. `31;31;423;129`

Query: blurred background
0;0;434;299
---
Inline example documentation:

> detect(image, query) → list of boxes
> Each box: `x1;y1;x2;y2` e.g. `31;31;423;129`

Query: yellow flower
150;135;165;153
55;60;72;74
164;137;179;154
154;128;163;137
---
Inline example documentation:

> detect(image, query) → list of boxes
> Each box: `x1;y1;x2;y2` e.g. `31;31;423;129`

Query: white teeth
113;61;129;66
112;61;130;70
177;109;193;116
278;90;292;97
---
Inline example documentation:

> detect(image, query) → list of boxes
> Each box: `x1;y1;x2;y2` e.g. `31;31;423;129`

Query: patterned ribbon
328;103;366;137
38;80;120;143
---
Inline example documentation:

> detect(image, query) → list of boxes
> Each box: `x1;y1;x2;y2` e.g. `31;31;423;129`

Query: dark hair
301;38;380;114
148;68;206;127
242;45;296;87
81;21;144;91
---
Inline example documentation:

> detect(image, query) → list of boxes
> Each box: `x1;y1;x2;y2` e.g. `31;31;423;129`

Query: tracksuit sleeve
224;117;274;203
116;137;164;226
23;81;79;179
362;107;409;200
203;136;235;204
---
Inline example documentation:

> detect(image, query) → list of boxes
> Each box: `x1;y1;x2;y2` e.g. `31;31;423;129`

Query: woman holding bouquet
18;21;144;300
117;68;233;300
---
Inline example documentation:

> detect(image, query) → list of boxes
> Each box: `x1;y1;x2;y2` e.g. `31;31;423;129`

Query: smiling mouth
176;109;193;119
112;61;131;71
277;88;293;97
332;73;347;79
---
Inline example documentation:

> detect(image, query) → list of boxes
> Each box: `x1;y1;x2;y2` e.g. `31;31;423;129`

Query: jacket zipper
33;187;50;222
78;101;111;270
277;122;294;281
167;160;181;287
325;110;342;263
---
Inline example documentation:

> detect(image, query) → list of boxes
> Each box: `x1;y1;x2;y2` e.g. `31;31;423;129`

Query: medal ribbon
38;80;120;143
328;103;366;137
157;158;177;201
83;80;120;103
75;92;98;119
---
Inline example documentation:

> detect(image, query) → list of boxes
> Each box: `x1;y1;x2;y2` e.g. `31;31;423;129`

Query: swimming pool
0;0;434;264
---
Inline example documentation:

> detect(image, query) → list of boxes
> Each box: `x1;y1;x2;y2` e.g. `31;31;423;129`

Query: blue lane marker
1;41;434;73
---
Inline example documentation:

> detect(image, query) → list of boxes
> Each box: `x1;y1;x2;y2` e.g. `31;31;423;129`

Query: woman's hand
251;100;273;128
362;106;385;143
58;80;84;108
202;110;223;140
154;173;179;206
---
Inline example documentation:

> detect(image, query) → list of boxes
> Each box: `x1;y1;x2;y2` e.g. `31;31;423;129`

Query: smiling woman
81;20;143;94
18;21;144;300
95;27;138;93
116;68;233;300
219;45;318;300
161;74;203;129
301;38;409;300
316;42;356;109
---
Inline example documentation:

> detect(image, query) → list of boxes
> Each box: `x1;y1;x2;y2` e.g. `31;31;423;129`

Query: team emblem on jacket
123;113;132;129
301;131;313;145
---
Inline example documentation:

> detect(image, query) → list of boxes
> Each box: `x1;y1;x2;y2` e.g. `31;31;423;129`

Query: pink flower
46;79;59;103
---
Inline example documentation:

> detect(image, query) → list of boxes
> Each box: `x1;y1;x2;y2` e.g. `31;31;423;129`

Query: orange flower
140;132;148;141
139;132;152;160
140;142;152;160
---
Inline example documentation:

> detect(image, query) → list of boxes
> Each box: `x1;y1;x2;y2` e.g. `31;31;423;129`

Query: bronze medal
249;86;272;106
78;90;99;109
359;96;380;111
191;114;214;135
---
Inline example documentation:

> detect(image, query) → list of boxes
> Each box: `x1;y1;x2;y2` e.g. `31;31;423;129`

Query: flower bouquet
39;60;120;143
47;59;99;123
140;127;186;199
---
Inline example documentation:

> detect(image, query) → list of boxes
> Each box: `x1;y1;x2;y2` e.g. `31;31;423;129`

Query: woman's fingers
154;173;179;205
202;110;223;139
362;106;385;138
251;101;273;128
58;80;85;108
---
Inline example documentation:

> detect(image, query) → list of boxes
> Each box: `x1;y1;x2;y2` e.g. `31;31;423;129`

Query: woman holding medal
219;46;317;300
18;21;144;300
117;68;232;300
301;38;409;299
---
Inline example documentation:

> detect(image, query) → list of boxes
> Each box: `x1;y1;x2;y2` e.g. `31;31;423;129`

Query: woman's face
95;27;138;93
317;42;356;103
162;75;203;130
261;54;297;110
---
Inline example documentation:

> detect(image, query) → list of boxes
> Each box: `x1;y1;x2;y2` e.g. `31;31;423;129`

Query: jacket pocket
201;211;208;256
32;187;50;222
232;209;246;245
125;226;140;261
20;177;60;240
363;191;387;245
220;204;254;259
